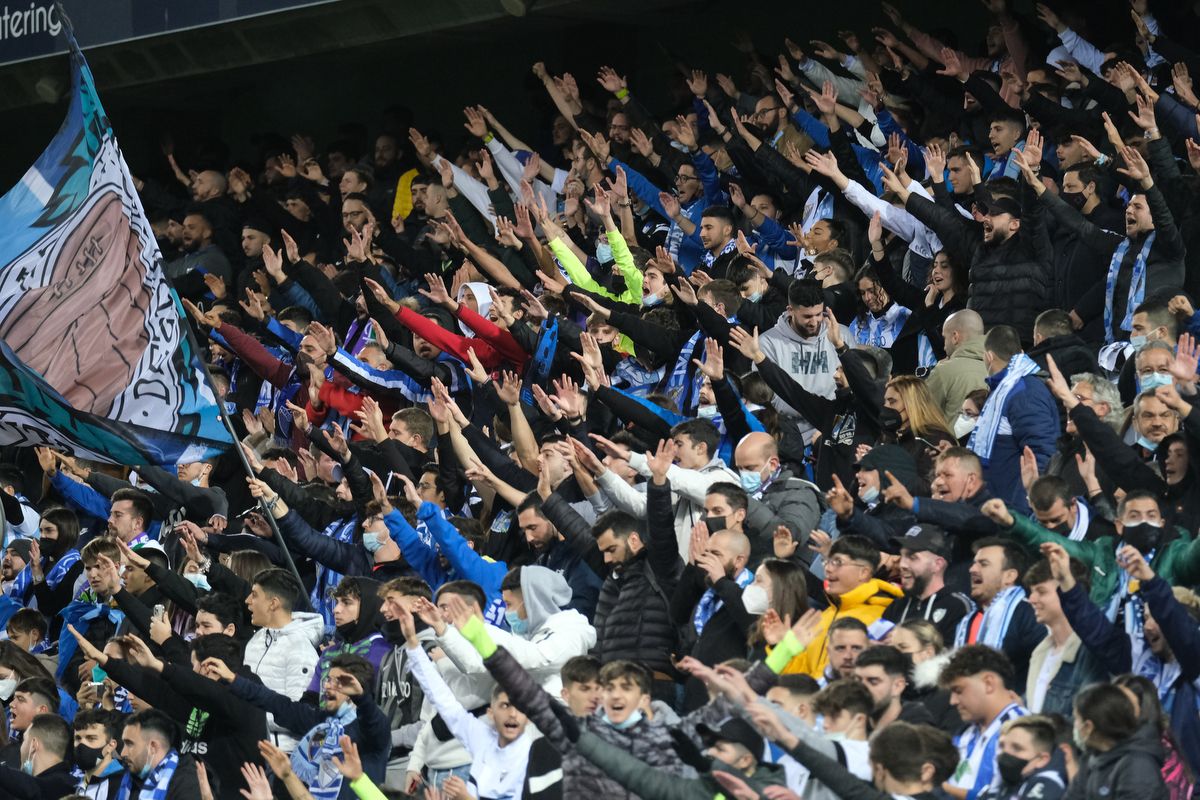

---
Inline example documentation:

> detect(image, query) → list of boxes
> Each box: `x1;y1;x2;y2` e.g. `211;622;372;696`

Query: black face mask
1048;522;1072;536
878;407;904;433
704;516;727;535
383;619;405;644
996;752;1030;786
1123;522;1164;555
1061;190;1087;211
74;743;106;772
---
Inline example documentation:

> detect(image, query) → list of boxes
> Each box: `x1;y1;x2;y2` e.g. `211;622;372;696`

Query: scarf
6;563;31;602
343;317;374;357
118;749;178;800
957;585;1026;648
47;549;81;590
520;317;558;407
703;238;738;267
970;353;1040;461
848;303;909;349
290;703;356;800
660;330;707;416
612;359;666;398
1103;232;1156;344
1067;499;1091;542
693;567;753;634
311;518;358;633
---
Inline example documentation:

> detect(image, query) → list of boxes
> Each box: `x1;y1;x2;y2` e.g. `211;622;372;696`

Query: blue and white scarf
312;517;358;633
950;702;1028;800
47;549;81;590
969;353;1040;461
703;238;738;268
692;567;753;634
521;317;559;407
612;359;666;398
118;748;178;800
6;564;32;602
848;303;909;349
955;585;1026;648
290;702;355;800
1103;232;1156;344
661;330;707;416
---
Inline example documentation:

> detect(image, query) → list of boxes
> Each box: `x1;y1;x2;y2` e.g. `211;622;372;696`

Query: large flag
0;31;232;466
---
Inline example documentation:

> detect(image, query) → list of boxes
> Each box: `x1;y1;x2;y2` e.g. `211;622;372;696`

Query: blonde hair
887;375;952;440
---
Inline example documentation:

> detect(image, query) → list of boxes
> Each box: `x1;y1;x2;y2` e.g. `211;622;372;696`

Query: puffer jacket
564;483;681;673
1065;725;1170;800
905;178;1052;341
781;578;902;679
482;645;696;799
243;611;323;751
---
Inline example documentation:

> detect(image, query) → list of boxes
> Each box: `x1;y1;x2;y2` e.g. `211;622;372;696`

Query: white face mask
0;676;16;701
953;413;978;439
741;584;770;616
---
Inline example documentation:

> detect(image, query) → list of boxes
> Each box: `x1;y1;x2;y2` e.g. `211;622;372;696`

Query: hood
283;611;326;645
764;312;828;346
912;649;953;690
950;335;986;362
519;565;573;632
1092;722;1165;768
457;282;492;336
336;576;385;643
829;577;904;611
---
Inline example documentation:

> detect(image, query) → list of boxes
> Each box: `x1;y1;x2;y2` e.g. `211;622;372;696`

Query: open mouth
502;720;522;736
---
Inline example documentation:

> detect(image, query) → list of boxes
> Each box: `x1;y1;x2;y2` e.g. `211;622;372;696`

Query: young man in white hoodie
243;568;323;753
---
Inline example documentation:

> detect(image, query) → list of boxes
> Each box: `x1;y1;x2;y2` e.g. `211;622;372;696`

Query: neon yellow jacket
547;227;642;306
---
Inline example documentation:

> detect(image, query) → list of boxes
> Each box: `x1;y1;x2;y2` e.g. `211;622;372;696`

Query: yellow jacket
783;578;902;678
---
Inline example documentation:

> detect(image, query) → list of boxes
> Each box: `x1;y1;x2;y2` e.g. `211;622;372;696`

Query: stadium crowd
4;0;1200;798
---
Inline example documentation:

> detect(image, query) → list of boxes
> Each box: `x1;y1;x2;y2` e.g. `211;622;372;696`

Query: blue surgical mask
739;469;763;494
505;610;529;634
642;293;663;307
697;405;719;419
746;291;764;303
190;477;203;487
20;759;33;775
184;573;211;592
1137;436;1160;453
595;241;614;264
1138;372;1173;393
860;486;880;504
362;531;385;554
601;708;644;729
1130;335;1148;349
138;762;153;780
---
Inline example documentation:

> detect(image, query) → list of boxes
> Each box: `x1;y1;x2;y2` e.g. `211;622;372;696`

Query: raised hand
936;47;967;81
980;498;1015;527
331;735;364;781
1020;445;1041;492
596;65;627;93
1040;541;1075;590
692;337;725;381
1116;145;1152;187
686;69;709;98
881;470;914;510
646;437;677;484
826;474;855;518
728;326;765;363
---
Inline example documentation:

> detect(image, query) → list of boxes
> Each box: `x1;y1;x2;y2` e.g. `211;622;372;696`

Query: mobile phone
152;604;166;621
91;665;107;684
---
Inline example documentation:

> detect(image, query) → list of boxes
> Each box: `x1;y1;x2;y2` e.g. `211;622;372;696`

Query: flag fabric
0;31;232;466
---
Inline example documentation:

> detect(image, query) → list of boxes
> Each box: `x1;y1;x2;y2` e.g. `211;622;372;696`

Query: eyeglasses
675;174;699;184
754;106;782;116
826;557;870;570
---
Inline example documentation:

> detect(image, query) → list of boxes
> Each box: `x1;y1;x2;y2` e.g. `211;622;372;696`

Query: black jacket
123;753;203;800
0;761;77;800
881;588;974;645
1040;193;1125;342
1064;725;1169;800
1027;334;1098;380
670;563;756;711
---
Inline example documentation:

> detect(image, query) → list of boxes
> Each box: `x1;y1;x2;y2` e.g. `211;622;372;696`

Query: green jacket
1005;510;1200;605
575;730;788;800
548;228;643;305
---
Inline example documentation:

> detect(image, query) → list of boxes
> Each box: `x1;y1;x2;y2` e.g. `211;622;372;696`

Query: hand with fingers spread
728;326;766;364
692;337;725;382
646;438;677;485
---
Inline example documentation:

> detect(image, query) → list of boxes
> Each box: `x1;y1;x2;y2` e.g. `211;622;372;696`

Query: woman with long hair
746;558;809;655
879;375;957;479
1071;683;1170;800
1113;674;1195;800
31;507;83;638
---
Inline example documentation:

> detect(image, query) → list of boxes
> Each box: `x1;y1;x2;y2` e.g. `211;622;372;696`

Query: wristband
460;615;497;658
483;132;494;144
615;87;629;100
765;630;806;673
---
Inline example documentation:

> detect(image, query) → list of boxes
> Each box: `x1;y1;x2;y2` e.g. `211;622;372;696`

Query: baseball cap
890;523;951;559
696;717;764;760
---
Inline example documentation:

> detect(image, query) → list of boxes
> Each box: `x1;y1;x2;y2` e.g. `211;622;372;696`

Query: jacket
1025;632;1106;716
926;335;989;423
670;563;758;710
905;179;1052;341
757;314;844;443
785;578;902;679
1027;334;1098;379
1039;191;1126;341
881;587;974;645
121;753;202;800
375;628;432;761
243;611;323;750
974;367;1060;512
1064;725;1170;800
742;469;824;565
0;761;78;800
567;482;681;673
482;644;695;799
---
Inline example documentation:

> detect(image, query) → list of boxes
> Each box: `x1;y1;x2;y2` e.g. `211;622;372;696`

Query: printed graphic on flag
0;34;232;465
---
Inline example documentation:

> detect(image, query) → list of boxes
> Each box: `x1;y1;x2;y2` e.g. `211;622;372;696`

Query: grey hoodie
519;565;574;632
757;313;845;440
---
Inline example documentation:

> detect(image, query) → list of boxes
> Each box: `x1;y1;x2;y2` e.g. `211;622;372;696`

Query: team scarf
290;702;356;800
956;585;1026;648
951;702;1028;800
343;317;374;357
520;317;559;407
969;353;1040;461
1067;500;1091;542
118;749;179;800
660;330;707;416
1103;232;1156;344
612;359;666;397
703;238;738;268
47;549;81;590
848;303;909;349
693;567;753;634
6;563;31;602
311;517;358;634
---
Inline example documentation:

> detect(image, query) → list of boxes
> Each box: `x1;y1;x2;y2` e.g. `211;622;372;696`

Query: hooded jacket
1064;725;1169;800
455;282;492;336
244;610;323;751
307;577;390;694
784;578;902;678
926;335;989;423
757;314;844;442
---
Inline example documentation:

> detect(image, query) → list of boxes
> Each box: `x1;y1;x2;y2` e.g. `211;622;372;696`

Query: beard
907;572;930;598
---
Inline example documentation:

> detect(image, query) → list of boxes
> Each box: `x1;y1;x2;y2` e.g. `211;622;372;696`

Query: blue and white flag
0;27;232;465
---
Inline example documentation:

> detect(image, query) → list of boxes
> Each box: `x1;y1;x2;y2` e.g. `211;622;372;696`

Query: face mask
953;413;978;440
860;486;880;504
601;708;644;730
739;469;764;494
1123;521;1164;555
741;584;770;616
75;743;105;772
1130;335;1148;350
825;731;847;742
878;407;904;433
996;752;1030;786
362;531;385;554
1138;372;1172;393
697;404;719;419
190;476;204;487
138;761;154;780
746;291;764;303
1136;436;1160;453
184;572;211;592
505;610;529;635
1061;190;1087;210
1073;723;1089;752
704;515;727;535
21;758;33;775
0;677;16;701
642;293;664;307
